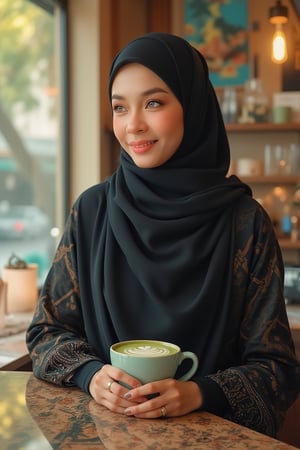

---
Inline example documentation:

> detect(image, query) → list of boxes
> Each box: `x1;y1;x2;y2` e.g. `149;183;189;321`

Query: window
0;0;67;284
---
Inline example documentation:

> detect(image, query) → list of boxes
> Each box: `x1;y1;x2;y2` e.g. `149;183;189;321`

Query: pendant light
269;0;288;64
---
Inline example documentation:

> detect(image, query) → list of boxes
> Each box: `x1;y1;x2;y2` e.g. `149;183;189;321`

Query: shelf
225;123;300;132
225;121;300;257
278;239;300;250
239;175;299;184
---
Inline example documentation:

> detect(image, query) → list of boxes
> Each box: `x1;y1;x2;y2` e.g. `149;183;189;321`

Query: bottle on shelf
291;215;299;242
281;204;292;237
264;143;299;176
221;87;237;124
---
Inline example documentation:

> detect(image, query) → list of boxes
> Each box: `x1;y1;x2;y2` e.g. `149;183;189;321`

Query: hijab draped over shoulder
96;33;251;373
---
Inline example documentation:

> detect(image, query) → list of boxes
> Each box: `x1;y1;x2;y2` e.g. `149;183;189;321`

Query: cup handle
177;351;199;381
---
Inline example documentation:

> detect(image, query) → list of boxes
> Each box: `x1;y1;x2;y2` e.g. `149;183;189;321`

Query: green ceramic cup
272;105;291;123
110;339;199;384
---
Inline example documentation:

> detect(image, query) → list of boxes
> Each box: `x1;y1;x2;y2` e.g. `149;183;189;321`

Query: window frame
29;0;69;222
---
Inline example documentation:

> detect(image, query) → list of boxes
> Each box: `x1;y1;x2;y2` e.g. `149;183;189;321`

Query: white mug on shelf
236;158;263;177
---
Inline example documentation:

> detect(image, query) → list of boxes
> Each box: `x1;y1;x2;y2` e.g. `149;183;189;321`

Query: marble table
0;371;298;450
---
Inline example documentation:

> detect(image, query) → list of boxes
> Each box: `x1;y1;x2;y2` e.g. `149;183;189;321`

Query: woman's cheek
113;118;123;142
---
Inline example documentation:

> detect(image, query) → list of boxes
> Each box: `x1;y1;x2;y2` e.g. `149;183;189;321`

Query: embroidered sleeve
209;367;276;436
26;208;102;386
208;201;300;436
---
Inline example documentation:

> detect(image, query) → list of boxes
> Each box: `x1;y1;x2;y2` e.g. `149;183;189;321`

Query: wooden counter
0;371;298;450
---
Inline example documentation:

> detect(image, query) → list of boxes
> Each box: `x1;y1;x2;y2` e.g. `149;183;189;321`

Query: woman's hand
89;365;203;418
123;378;203;419
89;364;148;414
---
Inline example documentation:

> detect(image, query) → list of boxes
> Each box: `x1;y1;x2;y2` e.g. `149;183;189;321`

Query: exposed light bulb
272;24;288;63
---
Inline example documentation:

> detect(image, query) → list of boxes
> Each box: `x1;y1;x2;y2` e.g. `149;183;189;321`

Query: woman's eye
112;104;126;113
147;100;161;108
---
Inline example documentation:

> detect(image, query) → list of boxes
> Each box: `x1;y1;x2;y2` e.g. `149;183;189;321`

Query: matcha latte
113;340;178;357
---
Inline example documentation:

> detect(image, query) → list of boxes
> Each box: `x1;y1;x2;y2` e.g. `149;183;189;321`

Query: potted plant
1;253;38;314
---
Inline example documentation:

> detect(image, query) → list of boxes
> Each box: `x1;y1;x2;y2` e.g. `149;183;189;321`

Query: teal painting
184;0;249;86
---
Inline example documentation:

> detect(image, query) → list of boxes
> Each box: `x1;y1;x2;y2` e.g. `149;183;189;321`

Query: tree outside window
0;0;61;284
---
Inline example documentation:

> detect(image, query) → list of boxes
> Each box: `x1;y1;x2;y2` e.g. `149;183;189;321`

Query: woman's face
111;63;184;168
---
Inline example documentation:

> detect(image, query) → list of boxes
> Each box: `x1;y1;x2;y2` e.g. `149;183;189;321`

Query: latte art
111;340;179;358
123;345;171;357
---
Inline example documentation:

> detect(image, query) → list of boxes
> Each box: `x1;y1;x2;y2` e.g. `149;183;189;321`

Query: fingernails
124;408;132;416
124;392;132;399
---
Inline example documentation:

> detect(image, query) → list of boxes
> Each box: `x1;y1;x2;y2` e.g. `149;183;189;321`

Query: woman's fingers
89;364;148;410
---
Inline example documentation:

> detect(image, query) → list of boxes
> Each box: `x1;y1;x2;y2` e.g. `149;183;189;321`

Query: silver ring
161;406;167;418
107;380;115;393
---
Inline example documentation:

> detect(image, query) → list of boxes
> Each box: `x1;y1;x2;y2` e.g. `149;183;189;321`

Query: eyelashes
112;99;163;114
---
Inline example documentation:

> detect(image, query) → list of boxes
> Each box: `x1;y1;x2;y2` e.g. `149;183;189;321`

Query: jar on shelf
239;79;269;123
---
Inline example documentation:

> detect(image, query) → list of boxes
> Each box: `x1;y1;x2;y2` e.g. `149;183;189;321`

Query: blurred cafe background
1;0;300;290
0;0;300;445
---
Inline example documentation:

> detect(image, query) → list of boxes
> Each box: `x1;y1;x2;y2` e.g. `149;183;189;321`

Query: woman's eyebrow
142;87;168;96
111;87;168;100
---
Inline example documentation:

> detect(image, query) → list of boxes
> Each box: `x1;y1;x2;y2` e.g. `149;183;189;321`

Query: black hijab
95;33;251;373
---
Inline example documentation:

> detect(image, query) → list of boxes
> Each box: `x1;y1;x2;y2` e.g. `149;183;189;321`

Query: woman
26;32;299;436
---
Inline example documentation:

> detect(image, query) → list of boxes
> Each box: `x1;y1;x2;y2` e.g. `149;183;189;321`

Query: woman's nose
126;111;147;133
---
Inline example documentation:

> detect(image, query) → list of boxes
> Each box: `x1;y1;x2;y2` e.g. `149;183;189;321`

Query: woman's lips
128;140;157;154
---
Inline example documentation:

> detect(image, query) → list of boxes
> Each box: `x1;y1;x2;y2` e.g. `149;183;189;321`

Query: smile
129;140;157;153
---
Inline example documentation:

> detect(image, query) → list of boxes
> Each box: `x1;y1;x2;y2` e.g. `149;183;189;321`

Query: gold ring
161;406;167;418
107;380;115;393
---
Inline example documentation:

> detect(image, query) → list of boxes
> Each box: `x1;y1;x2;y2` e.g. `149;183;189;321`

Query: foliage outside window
0;0;61;284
